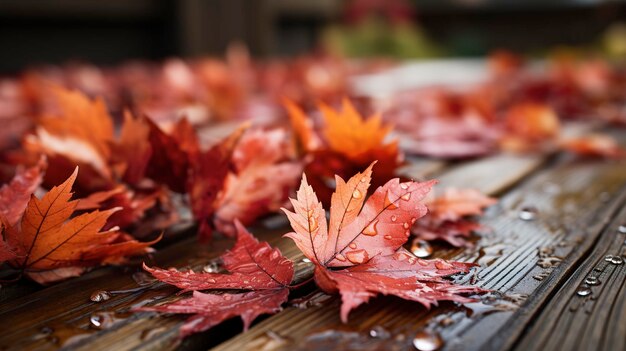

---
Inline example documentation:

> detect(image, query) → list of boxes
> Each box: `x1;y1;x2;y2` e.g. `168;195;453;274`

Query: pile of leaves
139;165;481;337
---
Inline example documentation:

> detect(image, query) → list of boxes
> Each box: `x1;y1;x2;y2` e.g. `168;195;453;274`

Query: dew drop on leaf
400;192;412;201
362;220;379;236
352;190;362;199
345;249;369;264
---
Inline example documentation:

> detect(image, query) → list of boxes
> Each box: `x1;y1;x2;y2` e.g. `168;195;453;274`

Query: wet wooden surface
1;134;626;351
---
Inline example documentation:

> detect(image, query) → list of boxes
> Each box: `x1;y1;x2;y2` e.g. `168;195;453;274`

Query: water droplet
369;326;390;339
584;276;600;286
207;278;217;283
335;254;346;262
352;190;362;199
391;215;397;222
405;230;410;237
403;222;410;229
519;207;537;221
349;243;357;249
411;240;433;258
90;291;111;302
224;295;232;301
345;249;369;264
384;235;393;240
618;225;626;234
384;193;399;210
90;314;104;329
576;287;592;297
400;183;409;190
412;330;443;351
609;256;623;265
401;192;412;201
360;177;367;183
202;262;220;273
302;258;311;263
362;220;379;236
604;255;614;262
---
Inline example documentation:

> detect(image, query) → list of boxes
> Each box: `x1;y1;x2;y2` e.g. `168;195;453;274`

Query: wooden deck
1;129;625;351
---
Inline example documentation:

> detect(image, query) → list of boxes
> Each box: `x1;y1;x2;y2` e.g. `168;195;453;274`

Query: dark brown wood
510;196;626;351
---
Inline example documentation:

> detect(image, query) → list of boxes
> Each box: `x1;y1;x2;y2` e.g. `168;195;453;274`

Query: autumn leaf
501;103;561;152
0;167;158;284
110;111;152;186
283;163;481;320
213;129;303;236
187;124;247;240
426;188;497;223
144;117;198;193
286;99;402;204
24;87;115;191
0;157;46;226
139;221;293;337
412;188;496;247
399;117;501;159
560;134;626;159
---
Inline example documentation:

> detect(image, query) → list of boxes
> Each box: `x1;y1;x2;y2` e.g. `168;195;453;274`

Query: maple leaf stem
287;276;314;289
324;187;415;266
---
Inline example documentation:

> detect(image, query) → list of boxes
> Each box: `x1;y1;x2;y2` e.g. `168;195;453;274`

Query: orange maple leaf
285;99;402;204
0;168;158;284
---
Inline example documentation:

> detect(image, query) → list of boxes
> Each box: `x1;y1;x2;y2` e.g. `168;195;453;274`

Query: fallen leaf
140;221;293;337
0;167;158;284
502;103;560;152
0;157;46;226
213;129;303;235
286;99;402;204
283;164;480;320
412;188;496;247
560;134;626;159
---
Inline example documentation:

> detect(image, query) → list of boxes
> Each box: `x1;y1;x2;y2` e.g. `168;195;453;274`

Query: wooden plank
212;156;626;351
510;197;626;351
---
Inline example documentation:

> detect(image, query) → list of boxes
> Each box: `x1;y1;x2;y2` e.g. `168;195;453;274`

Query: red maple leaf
0;157;46;226
213;129;303;236
139;221;294;337
412;188;496;247
283;163;481;321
